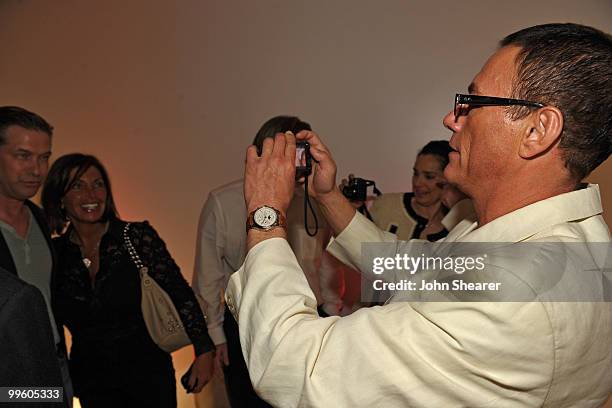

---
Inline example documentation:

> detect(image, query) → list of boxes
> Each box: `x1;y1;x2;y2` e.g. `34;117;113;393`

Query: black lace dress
52;219;214;406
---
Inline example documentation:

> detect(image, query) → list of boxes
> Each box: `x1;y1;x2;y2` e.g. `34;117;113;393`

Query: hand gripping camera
342;176;381;202
295;141;312;179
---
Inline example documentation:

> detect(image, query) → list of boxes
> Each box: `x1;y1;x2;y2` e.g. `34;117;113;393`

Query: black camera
295;141;312;179
342;177;378;202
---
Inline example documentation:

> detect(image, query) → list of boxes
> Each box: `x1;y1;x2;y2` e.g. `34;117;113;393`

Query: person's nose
413;175;425;189
28;159;42;178
82;185;97;201
443;109;463;133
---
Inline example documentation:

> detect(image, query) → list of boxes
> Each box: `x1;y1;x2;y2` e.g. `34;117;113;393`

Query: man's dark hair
0;106;53;145
418;140;453;170
252;115;312;155
41;153;119;235
500;23;612;180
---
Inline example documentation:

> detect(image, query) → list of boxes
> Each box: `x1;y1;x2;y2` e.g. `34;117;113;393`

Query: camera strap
372;184;382;196
303;175;319;237
357;180;381;222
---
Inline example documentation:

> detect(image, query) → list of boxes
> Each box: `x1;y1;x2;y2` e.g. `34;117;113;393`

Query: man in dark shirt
0;106;72;406
0;266;64;407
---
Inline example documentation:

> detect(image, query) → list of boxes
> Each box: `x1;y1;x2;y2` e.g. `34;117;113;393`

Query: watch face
254;206;278;228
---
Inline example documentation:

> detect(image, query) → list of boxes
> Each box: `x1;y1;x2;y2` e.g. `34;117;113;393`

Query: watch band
246;206;287;232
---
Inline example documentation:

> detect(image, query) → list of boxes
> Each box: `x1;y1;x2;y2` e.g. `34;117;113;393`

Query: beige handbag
123;223;191;353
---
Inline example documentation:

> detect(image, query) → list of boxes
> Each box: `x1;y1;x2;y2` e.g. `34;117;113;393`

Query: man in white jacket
226;23;612;407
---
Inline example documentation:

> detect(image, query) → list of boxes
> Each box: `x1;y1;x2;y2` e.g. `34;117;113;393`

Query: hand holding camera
341;174;379;203
244;132;296;217
340;174;381;220
295;140;312;180
295;130;338;200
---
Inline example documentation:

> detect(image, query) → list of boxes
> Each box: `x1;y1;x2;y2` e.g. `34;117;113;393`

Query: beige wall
1;1;611;407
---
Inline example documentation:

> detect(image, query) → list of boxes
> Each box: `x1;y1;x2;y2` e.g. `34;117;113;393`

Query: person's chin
77;217;104;225
414;196;433;207
17;185;40;199
76;210;104;224
15;191;37;201
443;165;460;184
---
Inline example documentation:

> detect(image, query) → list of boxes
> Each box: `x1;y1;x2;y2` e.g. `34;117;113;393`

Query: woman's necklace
81;240;101;269
70;225;107;269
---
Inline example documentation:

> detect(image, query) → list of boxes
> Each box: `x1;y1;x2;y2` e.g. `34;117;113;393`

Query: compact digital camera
295;141;312;179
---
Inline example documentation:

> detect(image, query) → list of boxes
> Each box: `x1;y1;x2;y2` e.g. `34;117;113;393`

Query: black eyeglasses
454;93;544;117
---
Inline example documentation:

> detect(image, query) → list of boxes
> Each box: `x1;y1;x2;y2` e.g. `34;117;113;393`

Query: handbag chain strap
123;222;208;325
123;223;148;275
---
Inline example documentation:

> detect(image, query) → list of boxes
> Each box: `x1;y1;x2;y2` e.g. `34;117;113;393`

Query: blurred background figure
192;115;344;407
369;140;454;241
338;140;472;308
42;153;215;408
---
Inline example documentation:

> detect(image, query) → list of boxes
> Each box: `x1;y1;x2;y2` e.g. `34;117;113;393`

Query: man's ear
518;106;564;159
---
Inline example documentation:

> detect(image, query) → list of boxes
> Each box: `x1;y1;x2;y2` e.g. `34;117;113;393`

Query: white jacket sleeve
225;238;553;408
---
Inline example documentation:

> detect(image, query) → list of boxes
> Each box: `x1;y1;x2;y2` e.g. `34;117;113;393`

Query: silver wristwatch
246;205;287;231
